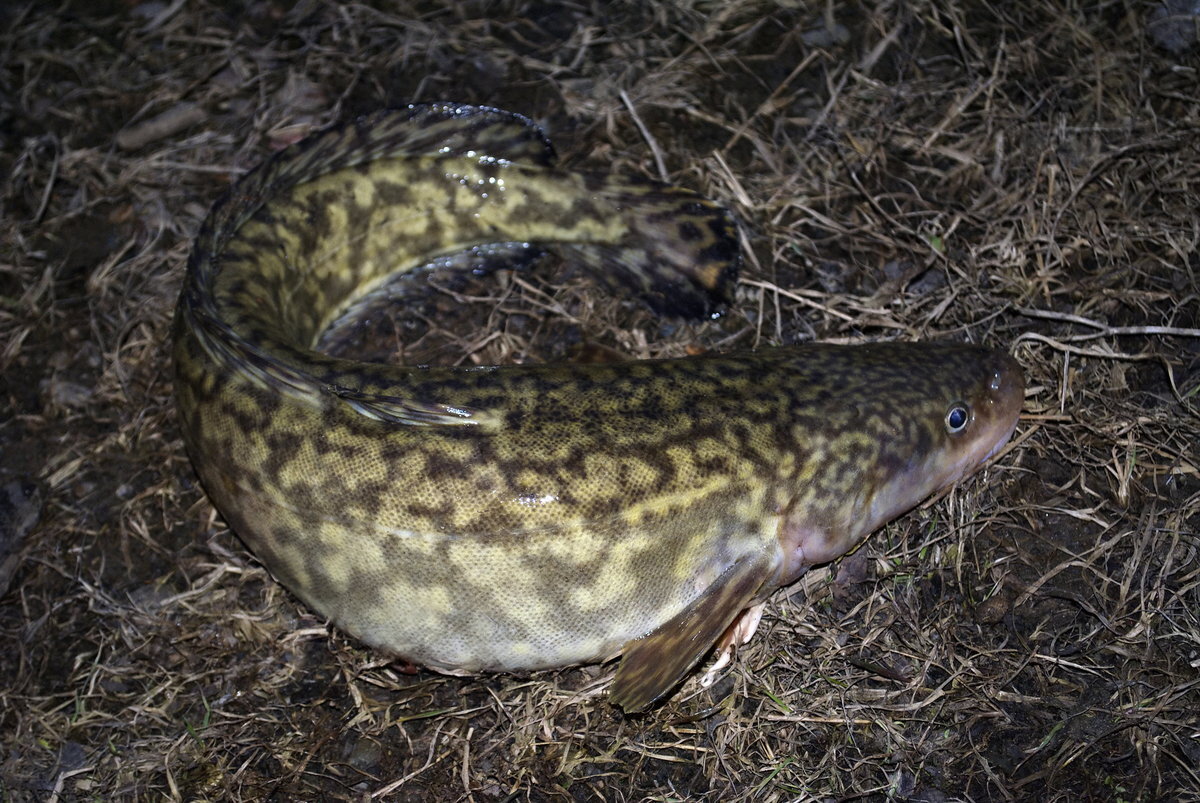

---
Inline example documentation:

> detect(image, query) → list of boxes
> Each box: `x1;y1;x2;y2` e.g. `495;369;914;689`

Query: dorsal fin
188;105;557;304
265;104;557;190
610;553;772;713
362;103;557;164
324;383;491;428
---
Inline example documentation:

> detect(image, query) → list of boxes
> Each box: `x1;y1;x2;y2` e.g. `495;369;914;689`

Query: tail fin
567;178;740;319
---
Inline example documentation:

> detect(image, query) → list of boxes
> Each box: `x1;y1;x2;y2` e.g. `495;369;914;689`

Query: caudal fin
566;178;741;319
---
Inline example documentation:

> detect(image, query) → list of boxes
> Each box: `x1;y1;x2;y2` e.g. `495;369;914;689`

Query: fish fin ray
325;384;488;427
278;104;556;183
610;553;770;713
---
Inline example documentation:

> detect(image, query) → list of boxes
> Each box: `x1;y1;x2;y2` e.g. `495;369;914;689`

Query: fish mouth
979;417;1018;464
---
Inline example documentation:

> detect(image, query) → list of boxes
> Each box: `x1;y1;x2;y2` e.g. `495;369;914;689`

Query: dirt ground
2;1;1198;800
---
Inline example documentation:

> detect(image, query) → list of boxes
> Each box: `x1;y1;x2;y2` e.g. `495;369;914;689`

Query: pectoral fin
610;553;772;713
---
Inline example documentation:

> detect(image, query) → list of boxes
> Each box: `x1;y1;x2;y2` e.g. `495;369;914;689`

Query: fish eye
945;403;970;434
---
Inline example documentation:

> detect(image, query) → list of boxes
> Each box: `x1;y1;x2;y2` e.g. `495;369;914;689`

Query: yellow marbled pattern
174;104;1023;711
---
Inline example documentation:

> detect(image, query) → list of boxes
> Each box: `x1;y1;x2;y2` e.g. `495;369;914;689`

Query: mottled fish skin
174;104;1024;711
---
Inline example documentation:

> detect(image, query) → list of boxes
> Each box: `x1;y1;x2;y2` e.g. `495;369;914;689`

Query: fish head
776;344;1024;584
866;345;1024;524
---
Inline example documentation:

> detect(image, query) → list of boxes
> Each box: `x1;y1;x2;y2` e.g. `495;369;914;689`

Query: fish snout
990;351;1024;428
973;350;1024;465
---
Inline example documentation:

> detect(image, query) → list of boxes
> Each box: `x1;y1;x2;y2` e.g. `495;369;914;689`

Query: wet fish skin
173;104;1023;712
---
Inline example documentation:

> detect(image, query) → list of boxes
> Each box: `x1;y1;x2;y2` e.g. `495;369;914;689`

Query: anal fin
610;553;771;713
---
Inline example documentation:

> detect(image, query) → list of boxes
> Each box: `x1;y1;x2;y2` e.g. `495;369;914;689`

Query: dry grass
1;1;1198;800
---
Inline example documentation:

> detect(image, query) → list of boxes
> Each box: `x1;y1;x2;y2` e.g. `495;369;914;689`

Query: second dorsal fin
269;104;557;188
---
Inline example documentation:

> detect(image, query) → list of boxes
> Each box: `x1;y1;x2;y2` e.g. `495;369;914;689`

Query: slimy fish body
174;104;1023;711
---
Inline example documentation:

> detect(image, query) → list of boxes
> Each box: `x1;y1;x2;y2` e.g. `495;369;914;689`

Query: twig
1013;332;1159;360
116;102;207;151
1018;307;1200;339
620;89;668;181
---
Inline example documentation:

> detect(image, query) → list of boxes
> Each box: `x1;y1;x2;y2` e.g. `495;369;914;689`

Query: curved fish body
174;104;1023;711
